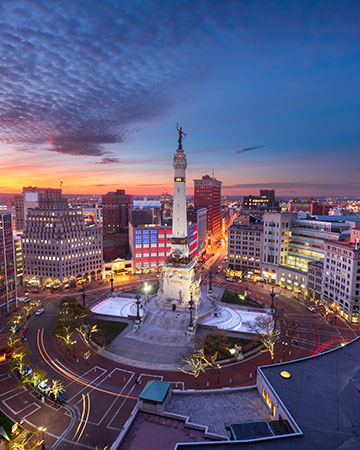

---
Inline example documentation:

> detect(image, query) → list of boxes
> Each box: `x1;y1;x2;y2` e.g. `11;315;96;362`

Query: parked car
35;308;44;315
37;381;50;395
32;290;40;294
308;307;316;313
18;297;30;303
21;366;33;377
226;277;235;282
19;327;28;334
50;391;67;403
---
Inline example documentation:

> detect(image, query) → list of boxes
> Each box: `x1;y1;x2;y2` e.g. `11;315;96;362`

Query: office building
102;189;132;260
0;212;17;312
130;200;162;226
194;175;221;239
22;196;103;289
187;206;207;254
307;260;323;300
14;186;62;231
310;201;330;216
322;237;360;324
129;222;198;272
228;217;263;278
243;189;278;211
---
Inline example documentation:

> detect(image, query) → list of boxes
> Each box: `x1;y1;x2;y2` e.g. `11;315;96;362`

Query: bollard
206;381;210;387
229;378;232;384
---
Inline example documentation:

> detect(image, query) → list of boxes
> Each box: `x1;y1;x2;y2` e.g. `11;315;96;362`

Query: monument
158;125;201;309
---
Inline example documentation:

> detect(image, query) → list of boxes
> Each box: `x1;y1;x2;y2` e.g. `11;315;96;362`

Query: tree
49;379;65;402
196;328;229;359
180;348;218;378
244;315;280;363
83;349;91;360
7;333;20;349
10;345;30;375
31;369;47;391
53;324;75;352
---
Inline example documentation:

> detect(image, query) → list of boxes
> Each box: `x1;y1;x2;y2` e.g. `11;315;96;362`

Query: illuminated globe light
280;371;291;379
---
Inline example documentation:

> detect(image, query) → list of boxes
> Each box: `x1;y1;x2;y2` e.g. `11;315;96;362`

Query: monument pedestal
158;259;201;309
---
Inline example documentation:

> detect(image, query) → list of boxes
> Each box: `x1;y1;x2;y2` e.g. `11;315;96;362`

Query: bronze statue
176;123;186;149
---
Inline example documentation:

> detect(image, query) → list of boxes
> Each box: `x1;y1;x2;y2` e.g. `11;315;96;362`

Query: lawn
95;320;128;344
221;291;260;307
0;409;15;438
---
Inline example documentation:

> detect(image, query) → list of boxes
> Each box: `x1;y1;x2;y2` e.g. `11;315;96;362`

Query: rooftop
139;380;171;404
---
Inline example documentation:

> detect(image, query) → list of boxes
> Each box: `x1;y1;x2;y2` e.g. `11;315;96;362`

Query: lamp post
270;286;276;310
81;284;86;307
72;340;77;358
188;294;194;333
135;294;141;325
143;282;151;306
110;271;114;294
39;426;47;449
208;269;213;294
216;364;221;384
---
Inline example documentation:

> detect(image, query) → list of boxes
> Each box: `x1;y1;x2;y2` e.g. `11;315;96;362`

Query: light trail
72;394;86;440
311;339;346;356
37;329;137;400
308;322;317;355
75;393;90;445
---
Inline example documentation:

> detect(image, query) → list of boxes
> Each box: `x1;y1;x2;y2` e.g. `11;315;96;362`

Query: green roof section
139;380;171;403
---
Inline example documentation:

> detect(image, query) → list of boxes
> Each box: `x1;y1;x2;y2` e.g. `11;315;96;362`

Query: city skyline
1;0;360;196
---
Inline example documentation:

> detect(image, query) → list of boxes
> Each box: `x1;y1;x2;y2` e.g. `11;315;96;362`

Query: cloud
94;156;122;165
138;183;164;186
0;1;253;157
235;145;264;154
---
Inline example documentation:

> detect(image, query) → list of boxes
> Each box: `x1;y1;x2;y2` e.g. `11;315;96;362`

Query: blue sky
0;0;359;195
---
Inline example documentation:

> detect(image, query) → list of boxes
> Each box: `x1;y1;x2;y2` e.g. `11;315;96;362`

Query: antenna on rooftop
355;238;359;251
212;168;215;178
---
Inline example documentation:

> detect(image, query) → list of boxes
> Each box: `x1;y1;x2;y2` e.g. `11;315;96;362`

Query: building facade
22;200;103;289
194;175;222;239
129;223;198;272
187;206;207;254
102;189;132;233
307;260;323;300
228;220;263;278
322;239;360;323
0;212;17;312
243;189;278;211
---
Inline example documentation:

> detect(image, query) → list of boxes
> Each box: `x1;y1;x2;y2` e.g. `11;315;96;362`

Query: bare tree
244;315;280;363
49;379;65;402
180;348;218;378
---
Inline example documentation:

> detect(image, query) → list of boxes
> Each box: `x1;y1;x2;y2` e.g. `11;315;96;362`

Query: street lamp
110;271;114;294
81;284;86;307
216;363;221;384
72;341;77;358
208;269;213;294
135;294;141;325
38;426;47;449
270;286;276;310
143;282;151;306
188;294;194;333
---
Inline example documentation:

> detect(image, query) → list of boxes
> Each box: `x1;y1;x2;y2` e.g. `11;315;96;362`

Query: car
19;327;28;334
226;277;235;282
37;381;50;395
308;307;316;313
24;292;30;296
50;391;67;403
18;297;30;303
21;366;33;377
32;290;40;294
35;308;44;315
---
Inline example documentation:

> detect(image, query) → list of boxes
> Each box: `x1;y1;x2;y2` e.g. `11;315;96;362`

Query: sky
0;0;359;197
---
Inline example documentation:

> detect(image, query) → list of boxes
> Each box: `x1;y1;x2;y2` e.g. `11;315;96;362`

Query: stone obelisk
158;125;201;309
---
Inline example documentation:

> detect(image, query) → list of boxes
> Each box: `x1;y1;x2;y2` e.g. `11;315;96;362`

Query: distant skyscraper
102;189;132;233
14;186;62;231
0;212;17;312
243;189;277;211
102;189;132;261
194;175;222;239
22;194;102;289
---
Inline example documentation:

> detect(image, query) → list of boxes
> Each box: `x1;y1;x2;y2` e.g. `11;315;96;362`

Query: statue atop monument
176;123;186;149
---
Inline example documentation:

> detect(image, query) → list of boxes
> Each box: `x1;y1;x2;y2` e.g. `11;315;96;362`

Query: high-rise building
322;239;360;324
0;212;17;312
22;196;103;289
130;201;162;226
102;189;132;261
187;206;207;254
129;222;198;272
14;187;62;231
242;189;278;211
102;189;132;233
310;201;330;216
194;174;222;239
228;217;263;277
